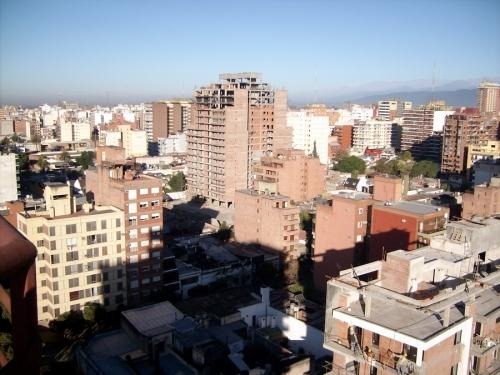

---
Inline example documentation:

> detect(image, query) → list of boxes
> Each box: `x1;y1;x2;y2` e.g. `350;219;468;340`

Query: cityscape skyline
1;0;500;105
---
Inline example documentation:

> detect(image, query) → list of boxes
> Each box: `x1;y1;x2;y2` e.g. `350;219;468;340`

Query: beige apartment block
152;99;192;141
253;148;325;202
17;183;127;321
323;216;500;375
86;146;174;305
465;140;500;181
478;81;500;114
187;73;289;207
234;189;300;259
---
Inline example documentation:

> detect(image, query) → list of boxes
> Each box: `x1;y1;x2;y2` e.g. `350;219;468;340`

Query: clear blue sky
1;0;499;105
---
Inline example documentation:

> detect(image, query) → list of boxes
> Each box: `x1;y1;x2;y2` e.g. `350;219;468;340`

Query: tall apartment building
462;177;500;219
286;110;330;164
86;146;178;305
253;148;325;202
151;100;192;152
143;103;153;144
376;100;398;121
369;201;449;261
59;122;91;142
352;120;394;153
441;114;499;175
0;153;19;203
187;73;288;206
313;191;374;290
401;108;446;162
478;81;500;114
234;189;300;259
17;183;127;321
323;215;500;375
332;125;353;151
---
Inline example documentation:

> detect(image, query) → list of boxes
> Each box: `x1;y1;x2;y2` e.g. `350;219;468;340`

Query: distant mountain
345;88;476;107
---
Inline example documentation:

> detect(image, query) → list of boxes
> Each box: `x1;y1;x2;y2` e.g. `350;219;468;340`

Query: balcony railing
471;333;500;356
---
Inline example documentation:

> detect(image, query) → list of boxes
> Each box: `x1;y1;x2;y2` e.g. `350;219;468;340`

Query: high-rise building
234;189;300;259
86;146;178;305
151;100;192;141
352;120;394;153
253;148;325;202
401;107;454;162
286;110;330;164
0;153;19;203
376;100;398;121
187;73;288;206
331;125;353;151
441;114;499;175
17;183;127;321
478;81;500;114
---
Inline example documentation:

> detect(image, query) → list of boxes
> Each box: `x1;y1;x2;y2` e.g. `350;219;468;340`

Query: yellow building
17;182;126;321
466;140;500;180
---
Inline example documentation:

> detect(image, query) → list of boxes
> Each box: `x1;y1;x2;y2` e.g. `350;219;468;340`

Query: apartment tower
187;73;288;206
478;81;500;114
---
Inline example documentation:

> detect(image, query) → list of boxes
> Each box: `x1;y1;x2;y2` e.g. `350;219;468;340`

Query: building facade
0;153;19;203
234;190;300;259
478;81;500;114
352;120;394;153
17;183;127;321
187;73;288;206
253;148;325;202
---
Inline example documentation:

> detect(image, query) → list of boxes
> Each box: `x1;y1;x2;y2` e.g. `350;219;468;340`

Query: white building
122;129;147;158
90;110;113;126
352;119;393;152
60;122;91;142
158;133;187;155
286;110;329;164
433;110;455;132
0;154;18;203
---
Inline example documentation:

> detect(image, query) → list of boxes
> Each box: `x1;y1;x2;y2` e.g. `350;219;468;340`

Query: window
66;224;77;234
152;251;161;258
128;189;137;200
66;251;78;262
66;237;77;248
454;331;462;345
49;227;56;236
37;226;43;233
116;218;121;227
86;221;97;231
51;268;58;277
140;227;149;234
139;201;148;208
37;240;44;247
356;235;363;242
116;281;123;290
357;221;363;228
53;281;58;291
53;295;59;304
103;271;108;282
141;240;149;247
115;295;123;304
152;239;161;247
128;216;137;226
372;333;380;346
358;208;364;215
51;255;60;264
450;364;458;375
101;220;107;229
116;244;122;253
130;242;138;252
151;200;160;207
151;213;160;220
69;278;79;288
50;240;57;250
87;274;102;284
151;187;160;194
140;253;149;260
140;214;149;221
130;280;139;288
139;188;148;195
128;203;137;214
129;255;138;263
103;285;110;294
102;246;108;256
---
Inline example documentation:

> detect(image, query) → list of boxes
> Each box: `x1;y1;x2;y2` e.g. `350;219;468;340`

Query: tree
31;134;41;151
17;152;29;170
411;160;439;178
334;155;366;174
75;151;95;170
10;133;21;143
312;141;318;158
37;156;49;172
59;151;71;170
83;302;106;324
0;137;11;154
166;172;186;192
215;221;233;242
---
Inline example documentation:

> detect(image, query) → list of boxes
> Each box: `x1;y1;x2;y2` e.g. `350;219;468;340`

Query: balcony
471;333;500;356
324;333;424;375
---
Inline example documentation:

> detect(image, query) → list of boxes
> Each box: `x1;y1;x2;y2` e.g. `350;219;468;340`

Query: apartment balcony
471;333;500;357
324;333;424;375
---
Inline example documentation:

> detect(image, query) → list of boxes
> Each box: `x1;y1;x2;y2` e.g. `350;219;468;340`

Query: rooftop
376;201;445;216
121;301;183;337
237;189;292;201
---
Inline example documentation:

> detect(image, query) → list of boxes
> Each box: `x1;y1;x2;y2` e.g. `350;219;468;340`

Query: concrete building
187;73;288;206
234;190;300;259
59;122;91;142
122;128;147;157
473;159;500;186
158;133;187;155
332;125;352;151
376;100;398;121
0;153;19;203
465;141;500;181
462;177;500;219
17;183;127;321
478;81;500;114
323;219;500;375
253;148;325;202
152;99;192;139
402;108;443;162
369;201;449;262
313;191;374;290
0;119;14;136
286;110;330;164
86;146;178;305
441;114;499;175
352;120;394;153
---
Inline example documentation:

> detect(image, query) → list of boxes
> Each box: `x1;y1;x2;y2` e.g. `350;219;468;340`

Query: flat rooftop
237;189;291;201
122;301;183;337
378;201;444;215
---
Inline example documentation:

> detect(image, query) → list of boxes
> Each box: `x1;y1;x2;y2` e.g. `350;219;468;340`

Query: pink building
234;190;300;259
253;148;325;202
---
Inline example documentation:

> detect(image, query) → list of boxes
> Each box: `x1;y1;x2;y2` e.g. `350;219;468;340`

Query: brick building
234;190;300;260
253;148;325;202
86;146;178;305
462;177;500;219
313;191;374;290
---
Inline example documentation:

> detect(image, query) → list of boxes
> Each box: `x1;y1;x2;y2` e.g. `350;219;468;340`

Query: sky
1;0;499;105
